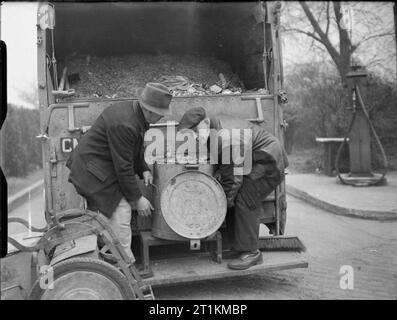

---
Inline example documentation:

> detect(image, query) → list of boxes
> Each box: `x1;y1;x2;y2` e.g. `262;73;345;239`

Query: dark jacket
209;114;288;207
66;101;150;217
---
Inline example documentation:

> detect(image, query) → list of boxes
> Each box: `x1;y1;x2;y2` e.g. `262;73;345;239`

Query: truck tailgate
143;252;308;287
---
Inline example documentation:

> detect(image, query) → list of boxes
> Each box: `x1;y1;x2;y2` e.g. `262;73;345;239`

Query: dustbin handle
184;164;199;170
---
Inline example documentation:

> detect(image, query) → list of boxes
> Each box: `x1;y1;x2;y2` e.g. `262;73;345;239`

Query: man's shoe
223;249;243;259
227;250;263;270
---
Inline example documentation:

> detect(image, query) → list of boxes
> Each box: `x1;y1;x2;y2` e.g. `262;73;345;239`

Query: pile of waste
64;54;245;98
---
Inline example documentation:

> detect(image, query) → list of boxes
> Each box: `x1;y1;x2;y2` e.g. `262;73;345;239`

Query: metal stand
336;65;388;186
139;231;222;276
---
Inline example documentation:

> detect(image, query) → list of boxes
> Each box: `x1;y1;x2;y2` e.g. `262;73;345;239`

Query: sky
1;2;37;108
0;2;396;109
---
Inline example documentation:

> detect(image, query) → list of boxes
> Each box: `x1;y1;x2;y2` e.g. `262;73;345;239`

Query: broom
258;236;306;252
255;185;307;252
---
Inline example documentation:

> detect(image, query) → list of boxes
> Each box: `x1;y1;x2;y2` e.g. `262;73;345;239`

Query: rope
335;84;388;186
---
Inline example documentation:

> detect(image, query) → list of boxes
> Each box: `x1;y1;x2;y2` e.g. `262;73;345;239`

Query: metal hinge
278;90;288;104
50;151;57;164
50;148;58;178
36;133;49;141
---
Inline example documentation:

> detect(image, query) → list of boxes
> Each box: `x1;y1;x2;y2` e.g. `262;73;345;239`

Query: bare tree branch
325;2;330;37
283;1;395;81
299;1;341;69
355;32;395;48
283;27;324;44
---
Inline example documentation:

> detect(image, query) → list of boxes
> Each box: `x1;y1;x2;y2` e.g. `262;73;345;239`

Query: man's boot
227;250;263;270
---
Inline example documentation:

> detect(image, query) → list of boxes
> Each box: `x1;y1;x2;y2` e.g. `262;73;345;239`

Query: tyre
29;257;136;300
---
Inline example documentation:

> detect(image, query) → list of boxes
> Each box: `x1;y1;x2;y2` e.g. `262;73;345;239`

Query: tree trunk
393;2;397;69
333;1;352;84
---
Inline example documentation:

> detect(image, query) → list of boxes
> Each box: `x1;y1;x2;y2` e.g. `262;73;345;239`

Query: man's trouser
232;161;282;252
108;197;135;261
85;197;135;262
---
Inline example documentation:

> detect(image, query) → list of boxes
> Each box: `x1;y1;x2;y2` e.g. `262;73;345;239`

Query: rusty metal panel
45;94;276;216
1;252;33;299
44;97;281;231
50;234;98;266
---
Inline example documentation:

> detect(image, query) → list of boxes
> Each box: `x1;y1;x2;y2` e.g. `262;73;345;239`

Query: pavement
286;171;397;221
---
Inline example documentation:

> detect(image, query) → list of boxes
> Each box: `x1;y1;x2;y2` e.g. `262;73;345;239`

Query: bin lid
160;170;227;239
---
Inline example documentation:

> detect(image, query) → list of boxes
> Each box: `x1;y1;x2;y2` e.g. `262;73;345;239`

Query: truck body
1;2;307;300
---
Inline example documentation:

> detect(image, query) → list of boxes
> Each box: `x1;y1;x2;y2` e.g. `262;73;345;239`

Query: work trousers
108;197;135;262
231;162;282;252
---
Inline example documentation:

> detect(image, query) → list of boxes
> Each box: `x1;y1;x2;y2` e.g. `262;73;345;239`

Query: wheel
29;257;136;300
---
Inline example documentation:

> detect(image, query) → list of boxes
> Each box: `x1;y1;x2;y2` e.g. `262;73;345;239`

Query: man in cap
178;107;288;270
66;83;172;262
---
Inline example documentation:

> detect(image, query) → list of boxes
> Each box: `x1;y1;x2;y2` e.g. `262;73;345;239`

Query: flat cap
178;107;207;131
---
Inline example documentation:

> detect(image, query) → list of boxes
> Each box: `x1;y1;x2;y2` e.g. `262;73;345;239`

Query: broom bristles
258;236;306;252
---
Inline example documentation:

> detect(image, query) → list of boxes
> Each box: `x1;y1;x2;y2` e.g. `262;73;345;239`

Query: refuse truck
1;1;307;300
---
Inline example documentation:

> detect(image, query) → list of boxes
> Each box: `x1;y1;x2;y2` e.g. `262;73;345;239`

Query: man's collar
135;102;149;131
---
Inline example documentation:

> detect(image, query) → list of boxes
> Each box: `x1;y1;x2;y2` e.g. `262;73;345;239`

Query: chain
278;89;288;104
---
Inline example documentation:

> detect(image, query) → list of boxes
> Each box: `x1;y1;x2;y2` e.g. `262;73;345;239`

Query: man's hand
213;170;222;182
135;196;154;217
227;198;235;209
143;170;153;187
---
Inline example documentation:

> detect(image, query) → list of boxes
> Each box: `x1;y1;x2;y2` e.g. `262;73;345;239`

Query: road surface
6;189;397;299
7;189;46;235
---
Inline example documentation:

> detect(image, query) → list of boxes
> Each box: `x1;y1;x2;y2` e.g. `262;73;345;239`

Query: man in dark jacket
66;83;172;262
178;107;288;270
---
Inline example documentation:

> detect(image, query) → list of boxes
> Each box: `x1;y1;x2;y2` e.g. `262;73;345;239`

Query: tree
2;105;42;177
281;2;396;83
14;81;39;108
393;2;397;68
284;62;349;147
283;62;397;168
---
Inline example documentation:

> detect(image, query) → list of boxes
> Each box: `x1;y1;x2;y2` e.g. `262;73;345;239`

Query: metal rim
29;258;135;300
160;170;227;239
40;270;124;300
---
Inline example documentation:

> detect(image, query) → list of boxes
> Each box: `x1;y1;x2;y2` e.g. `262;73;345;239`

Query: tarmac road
155;195;397;300
7;190;397;299
7;189;46;236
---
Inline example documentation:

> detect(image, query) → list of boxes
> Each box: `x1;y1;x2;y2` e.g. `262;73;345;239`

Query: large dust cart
1;2;307;300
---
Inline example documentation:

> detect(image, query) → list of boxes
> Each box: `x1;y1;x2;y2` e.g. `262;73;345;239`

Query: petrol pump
335;64;388;186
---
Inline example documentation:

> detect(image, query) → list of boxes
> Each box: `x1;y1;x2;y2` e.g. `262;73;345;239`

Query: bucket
151;162;226;241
